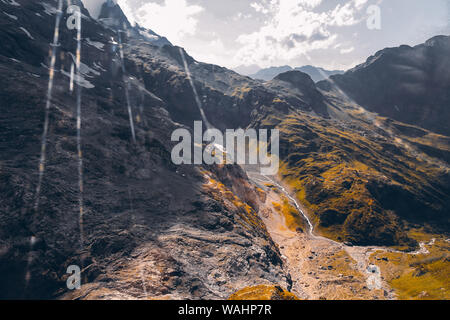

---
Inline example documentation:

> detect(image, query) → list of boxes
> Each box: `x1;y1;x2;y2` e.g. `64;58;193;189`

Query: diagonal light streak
34;0;64;211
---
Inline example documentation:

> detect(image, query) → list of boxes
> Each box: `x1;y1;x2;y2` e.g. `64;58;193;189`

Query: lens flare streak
34;0;63;212
179;48;212;129
118;31;136;143
74;9;85;251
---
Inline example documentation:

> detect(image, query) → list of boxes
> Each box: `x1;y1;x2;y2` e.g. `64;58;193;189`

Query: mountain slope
0;0;449;300
0;0;290;299
295;65;344;82
250;65;343;82
318;35;450;136
250;66;293;81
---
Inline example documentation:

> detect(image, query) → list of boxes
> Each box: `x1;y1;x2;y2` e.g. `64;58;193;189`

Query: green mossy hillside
229;285;299;300
254;111;450;247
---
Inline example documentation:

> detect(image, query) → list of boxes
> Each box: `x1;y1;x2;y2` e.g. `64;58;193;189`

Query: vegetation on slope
271;196;306;233
370;230;449;300
229;285;299;300
252;110;449;248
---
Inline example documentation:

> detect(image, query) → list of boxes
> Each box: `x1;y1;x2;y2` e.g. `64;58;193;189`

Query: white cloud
329;1;364;26
250;2;269;14
340;46;355;54
233;12;253;21
188;37;232;65
118;0;204;46
354;0;369;9
235;0;368;67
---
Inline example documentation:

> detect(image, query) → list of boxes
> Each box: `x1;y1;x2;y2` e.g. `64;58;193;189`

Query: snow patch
1;0;20;7
61;70;95;89
2;11;17;20
40;2;58;15
93;61;107;72
68;53;101;78
139;29;159;41
85;38;105;51
82;0;117;19
60;53;102;89
19;27;34;40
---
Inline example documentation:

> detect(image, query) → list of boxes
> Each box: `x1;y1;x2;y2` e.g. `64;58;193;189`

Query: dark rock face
98;0;131;29
265;70;329;117
0;0;289;299
319;35;450;136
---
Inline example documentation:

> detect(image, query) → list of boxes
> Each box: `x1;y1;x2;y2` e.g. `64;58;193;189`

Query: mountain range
318;37;450;136
0;0;449;300
248;65;344;82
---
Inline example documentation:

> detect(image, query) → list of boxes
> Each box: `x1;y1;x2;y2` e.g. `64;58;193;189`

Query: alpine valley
0;0;448;300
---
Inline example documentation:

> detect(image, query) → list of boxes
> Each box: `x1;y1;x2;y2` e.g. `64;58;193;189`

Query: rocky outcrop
265;70;329;117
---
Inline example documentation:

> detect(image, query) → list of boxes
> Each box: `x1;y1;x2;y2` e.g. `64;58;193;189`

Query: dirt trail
247;172;395;300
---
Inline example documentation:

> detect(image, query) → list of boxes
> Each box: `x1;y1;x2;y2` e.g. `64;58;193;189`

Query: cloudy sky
82;0;449;72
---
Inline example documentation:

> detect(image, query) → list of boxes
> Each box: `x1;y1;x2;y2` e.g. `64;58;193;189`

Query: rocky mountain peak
96;1;172;47
320;34;450;136
424;35;450;48
98;0;131;29
274;70;316;90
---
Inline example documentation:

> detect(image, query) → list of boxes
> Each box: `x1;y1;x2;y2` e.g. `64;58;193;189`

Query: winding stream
246;171;432;298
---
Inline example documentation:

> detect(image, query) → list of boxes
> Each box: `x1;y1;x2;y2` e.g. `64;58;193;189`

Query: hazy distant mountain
295;65;344;82
249;65;293;81
250;65;343;82
232;64;261;76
